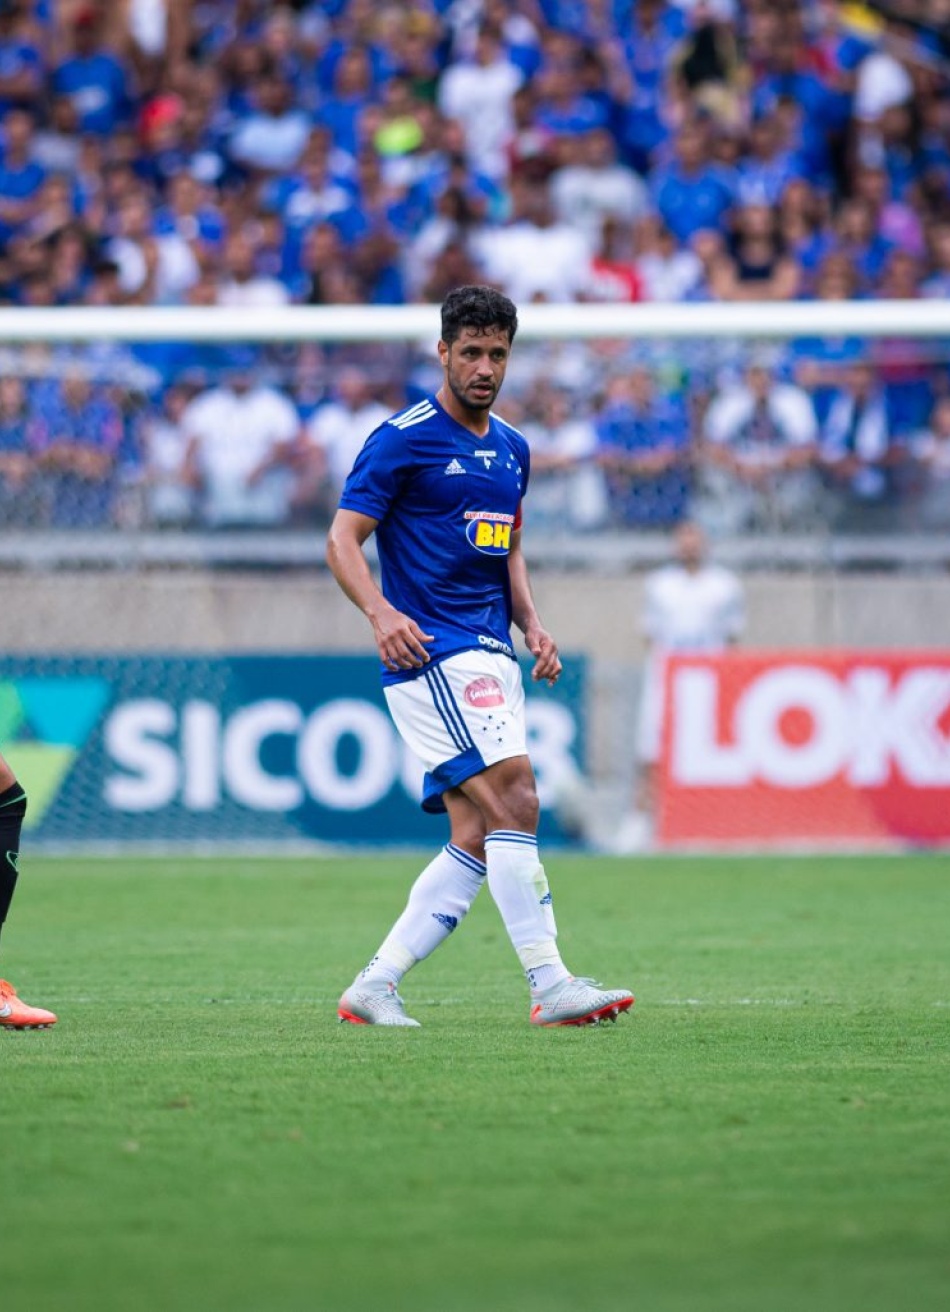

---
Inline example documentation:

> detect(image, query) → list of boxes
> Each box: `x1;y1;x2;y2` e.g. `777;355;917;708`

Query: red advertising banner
657;651;950;847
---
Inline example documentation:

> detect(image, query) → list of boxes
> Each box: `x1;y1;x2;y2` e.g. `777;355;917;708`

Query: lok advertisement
658;650;950;847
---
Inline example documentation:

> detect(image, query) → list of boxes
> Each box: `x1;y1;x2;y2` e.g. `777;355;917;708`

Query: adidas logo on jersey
444;458;467;475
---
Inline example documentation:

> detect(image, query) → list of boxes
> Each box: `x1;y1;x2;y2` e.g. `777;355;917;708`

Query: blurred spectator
106;186;199;304
595;368;692;529
154;170;227;266
417;236;485;305
649;117;736;245
306;365;389;507
504;81;556;184
907;393;950;531
633;213;704;302
51;6;131;138
228;69;311;175
853;14;914;125
699;355;822;533
138;382;195;528
777;177;832;284
519;386;607;533
215;229;289;307
549;127;649;246
182;363;318;529
922;220;950;298
530;30;611;140
30;95;81;172
349;228;405;305
32;369;124;527
403;173;488;300
473;176;590;303
584;215;645;303
852;162;924;260
264;127;355;252
0;1;43;112
736;111;802;209
0;106;45;245
316;42;374;160
817;358;906;530
709;202;802;301
669;0;746;132
0;374;40;526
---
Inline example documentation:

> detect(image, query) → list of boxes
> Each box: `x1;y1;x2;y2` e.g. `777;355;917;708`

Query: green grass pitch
2;853;949;1312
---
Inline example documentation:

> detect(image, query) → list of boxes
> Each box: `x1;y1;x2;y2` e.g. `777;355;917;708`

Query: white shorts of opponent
384;649;527;813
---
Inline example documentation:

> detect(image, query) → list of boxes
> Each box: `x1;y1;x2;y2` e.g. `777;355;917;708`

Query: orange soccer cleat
0;979;57;1029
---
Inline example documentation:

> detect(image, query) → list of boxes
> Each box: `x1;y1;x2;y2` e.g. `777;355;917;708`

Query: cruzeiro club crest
0;679;110;830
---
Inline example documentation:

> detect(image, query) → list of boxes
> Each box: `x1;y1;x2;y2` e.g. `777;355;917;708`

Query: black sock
0;781;27;944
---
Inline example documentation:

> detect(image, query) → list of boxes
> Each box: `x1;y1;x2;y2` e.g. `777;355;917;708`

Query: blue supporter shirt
650;161;735;242
52;51;129;135
339;395;530;685
0;38;43;112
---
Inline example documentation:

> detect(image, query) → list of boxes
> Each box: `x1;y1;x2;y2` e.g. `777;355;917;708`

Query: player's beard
447;370;497;414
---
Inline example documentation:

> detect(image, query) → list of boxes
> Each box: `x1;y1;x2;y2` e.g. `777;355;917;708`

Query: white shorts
384;650;527;813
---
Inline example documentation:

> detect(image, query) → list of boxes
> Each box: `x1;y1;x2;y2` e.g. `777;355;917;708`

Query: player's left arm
509;527;562;686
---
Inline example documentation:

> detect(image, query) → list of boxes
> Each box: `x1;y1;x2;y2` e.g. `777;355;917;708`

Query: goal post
0;297;949;343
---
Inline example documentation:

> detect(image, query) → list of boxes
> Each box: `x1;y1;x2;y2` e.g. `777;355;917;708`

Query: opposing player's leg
0;752;57;1031
338;793;488;1027
461;757;634;1027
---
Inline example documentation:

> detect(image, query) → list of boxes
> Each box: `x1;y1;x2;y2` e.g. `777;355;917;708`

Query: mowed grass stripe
2;855;948;1312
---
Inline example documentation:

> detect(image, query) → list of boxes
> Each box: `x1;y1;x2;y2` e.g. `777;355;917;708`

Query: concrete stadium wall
2;568;950;656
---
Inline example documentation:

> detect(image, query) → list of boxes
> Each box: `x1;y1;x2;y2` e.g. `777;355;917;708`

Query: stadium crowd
0;0;949;533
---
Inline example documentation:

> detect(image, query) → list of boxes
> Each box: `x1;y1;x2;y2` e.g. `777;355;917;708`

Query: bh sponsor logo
670;662;950;788
104;695;579;812
464;510;514;555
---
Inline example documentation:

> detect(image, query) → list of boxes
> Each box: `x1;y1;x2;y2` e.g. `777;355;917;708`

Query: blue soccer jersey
339;394;530;684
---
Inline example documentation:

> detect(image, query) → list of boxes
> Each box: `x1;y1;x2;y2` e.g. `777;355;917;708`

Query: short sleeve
338;422;408;522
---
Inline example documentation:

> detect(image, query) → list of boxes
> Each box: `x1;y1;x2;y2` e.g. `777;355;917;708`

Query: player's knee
491;770;539;833
450;827;487;865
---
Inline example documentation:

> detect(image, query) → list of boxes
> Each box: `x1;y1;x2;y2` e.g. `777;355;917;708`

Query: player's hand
372;607;434;670
525;626;562;686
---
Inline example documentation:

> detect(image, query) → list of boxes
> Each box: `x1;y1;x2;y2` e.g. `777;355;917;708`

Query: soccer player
0;748;56;1029
327;284;634;1027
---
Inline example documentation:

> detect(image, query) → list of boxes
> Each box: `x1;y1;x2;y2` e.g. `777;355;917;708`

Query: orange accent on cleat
529;979;635;1027
0;979;57;1029
337;1007;371;1025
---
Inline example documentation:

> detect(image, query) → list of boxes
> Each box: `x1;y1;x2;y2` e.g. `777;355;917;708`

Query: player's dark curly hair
440;284;519;346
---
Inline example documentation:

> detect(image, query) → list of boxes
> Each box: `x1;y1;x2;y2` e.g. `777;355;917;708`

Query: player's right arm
326;508;434;671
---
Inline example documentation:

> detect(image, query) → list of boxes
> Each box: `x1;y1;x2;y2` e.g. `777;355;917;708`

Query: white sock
356;843;487;986
483;830;570;994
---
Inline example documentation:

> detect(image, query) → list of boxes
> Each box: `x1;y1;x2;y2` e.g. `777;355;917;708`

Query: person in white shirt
633;214;704;302
519;386;608;532
472;178;592;303
107;189;199;305
698;355;821;533
615;520;745;850
550;128;650;247
437;26;524;181
307;366;391;502
182;364;313;527
215;231;290;308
